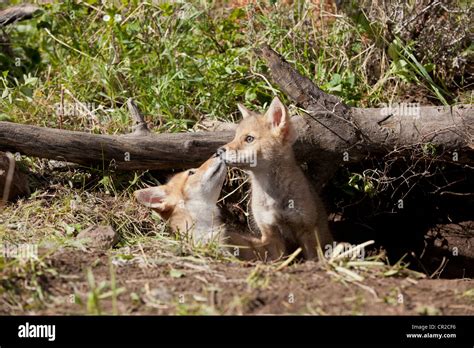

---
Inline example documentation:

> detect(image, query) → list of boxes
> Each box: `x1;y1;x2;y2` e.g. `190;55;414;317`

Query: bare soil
1;246;472;315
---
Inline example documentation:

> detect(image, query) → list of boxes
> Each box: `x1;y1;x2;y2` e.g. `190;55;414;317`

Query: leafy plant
387;37;451;105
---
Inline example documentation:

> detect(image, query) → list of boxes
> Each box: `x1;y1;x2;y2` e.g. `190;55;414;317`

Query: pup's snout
216;147;227;157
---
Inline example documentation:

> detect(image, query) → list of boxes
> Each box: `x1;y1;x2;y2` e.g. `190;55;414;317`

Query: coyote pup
134;156;226;244
134;156;261;260
219;97;333;260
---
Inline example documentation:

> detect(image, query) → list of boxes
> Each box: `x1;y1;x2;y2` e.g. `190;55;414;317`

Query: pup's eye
245;135;255;143
188;170;196;176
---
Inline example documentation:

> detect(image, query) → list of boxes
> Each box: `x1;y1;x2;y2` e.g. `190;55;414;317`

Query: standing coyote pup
219;97;333;260
134;156;261;260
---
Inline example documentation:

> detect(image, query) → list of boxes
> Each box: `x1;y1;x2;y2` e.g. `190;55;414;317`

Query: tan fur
134;156;264;260
219;97;333;261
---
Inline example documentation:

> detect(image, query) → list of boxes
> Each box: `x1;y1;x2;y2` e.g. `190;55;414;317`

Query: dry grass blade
275;247;302;271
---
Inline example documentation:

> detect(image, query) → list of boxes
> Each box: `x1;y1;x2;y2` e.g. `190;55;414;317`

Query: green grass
2;0;470;136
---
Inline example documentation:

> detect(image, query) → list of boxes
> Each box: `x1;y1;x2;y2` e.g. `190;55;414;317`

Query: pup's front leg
259;225;287;261
226;226;286;261
295;229;319;260
222;231;267;261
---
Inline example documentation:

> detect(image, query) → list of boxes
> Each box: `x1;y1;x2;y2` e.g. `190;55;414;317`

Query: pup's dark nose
216;147;226;157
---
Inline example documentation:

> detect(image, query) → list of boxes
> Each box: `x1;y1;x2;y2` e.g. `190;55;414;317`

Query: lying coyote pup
134;156;261;260
219;97;333;260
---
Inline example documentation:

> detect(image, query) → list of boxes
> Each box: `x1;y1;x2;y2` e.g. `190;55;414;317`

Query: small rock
76;225;119;250
146;286;172;303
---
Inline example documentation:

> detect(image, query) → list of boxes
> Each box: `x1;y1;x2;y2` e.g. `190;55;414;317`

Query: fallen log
0;46;472;176
0;98;229;171
0;121;233;170
0;102;472;173
0;4;41;27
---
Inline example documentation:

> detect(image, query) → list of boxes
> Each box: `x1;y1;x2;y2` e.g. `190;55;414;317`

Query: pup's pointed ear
265;97;295;142
134;186;169;211
265;97;288;128
237;103;252;119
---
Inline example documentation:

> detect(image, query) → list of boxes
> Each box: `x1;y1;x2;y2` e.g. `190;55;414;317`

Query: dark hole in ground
324;161;474;279
220;159;473;279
